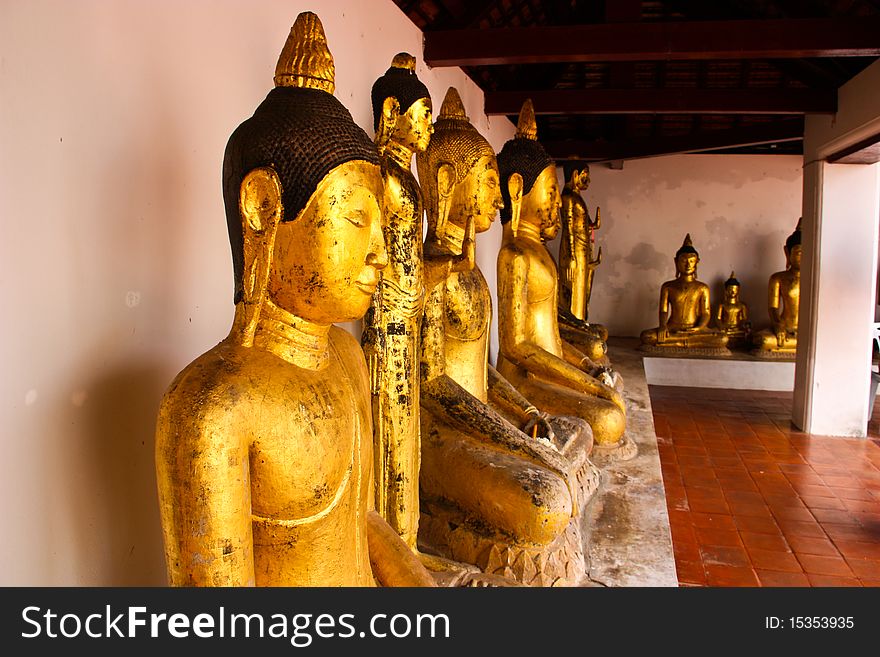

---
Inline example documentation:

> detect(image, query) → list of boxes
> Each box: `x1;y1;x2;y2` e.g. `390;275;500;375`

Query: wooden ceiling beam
485;88;837;115
423;18;880;66
544;119;804;162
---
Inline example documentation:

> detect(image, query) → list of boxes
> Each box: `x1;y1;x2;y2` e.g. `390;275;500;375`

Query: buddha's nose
366;217;388;270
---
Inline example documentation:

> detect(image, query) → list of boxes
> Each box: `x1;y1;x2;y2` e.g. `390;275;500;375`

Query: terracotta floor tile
820;522;874;543
805;574;861;587
800;495;846;511
769;506;816;522
705;564;760;587
675;559;707;585
673;540;702;562
739;531;790;552
746;548;803;573
785;535;840;557
695;527;744;548
755;569;811;587
688;497;730;514
734;515;781;535
724;490;765;505
833;540;880;561
795;554;854;577
652;385;880;589
727;500;774;518
689;512;737;531
809;508;861;525
844;557;880;579
777;519;827;539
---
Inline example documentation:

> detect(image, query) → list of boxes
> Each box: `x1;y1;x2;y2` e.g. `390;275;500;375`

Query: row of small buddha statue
639;225;801;358
154;12;634;588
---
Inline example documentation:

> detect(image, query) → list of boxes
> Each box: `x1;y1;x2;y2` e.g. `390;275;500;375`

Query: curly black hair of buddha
222;86;379;304
371;63;430;131
497;137;554;223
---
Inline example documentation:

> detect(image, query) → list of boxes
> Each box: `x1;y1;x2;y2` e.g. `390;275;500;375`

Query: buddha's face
725;285;740;303
675;252;699;277
522;164;562;241
787;244;802;270
268;160;387;323
452;154;503;233
391;97;433;153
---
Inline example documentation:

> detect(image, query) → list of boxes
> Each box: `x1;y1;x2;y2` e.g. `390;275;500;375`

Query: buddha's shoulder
498;239;529;261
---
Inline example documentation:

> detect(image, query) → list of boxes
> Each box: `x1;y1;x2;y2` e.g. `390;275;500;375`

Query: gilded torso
664;279;709;330
157;328;374;586
443;265;491;402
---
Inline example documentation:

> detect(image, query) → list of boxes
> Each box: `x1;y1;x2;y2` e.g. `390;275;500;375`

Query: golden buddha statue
753;220;801;357
415;88;599;586
640;234;730;354
714;271;751;347
495;100;634;463
361;53;432;551
154;12;433;587
557;161;608;362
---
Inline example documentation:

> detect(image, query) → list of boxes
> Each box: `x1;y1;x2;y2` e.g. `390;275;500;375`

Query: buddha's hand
522;410;556;445
775;328;786;348
566;260;576;284
657;327;668;343
603;387;626;414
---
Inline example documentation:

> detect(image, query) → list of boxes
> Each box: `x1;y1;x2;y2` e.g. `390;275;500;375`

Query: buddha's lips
355;271;379;294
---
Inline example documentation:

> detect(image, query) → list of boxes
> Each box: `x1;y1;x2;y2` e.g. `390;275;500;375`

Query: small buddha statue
640;234;730;353
714;271;751;347
361;53;432;551
753;220;801;357
557;161;608;361
495;100;634;462
415;88;599;586
154;12;433;587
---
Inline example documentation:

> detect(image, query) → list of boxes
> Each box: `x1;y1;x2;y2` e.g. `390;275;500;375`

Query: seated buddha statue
556;161;608;362
714;271;750;347
361;53;433;551
495;100;634;463
753;220;801;357
154;12;433;587
640;234;730;353
415;88;600;586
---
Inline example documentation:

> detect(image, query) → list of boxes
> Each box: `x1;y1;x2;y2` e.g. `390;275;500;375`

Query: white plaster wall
546;155;804;337
0;0;513;586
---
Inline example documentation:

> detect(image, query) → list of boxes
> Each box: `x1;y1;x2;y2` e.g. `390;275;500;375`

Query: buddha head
371;53;433;155
784;219;802;271
563;160;591;193
498;99;561;242
674;234;700;278
416;87;502;247
723;271;741;304
222;12;386;342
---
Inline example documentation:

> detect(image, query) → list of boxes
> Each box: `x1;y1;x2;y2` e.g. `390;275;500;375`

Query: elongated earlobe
235;166;283;346
508;172;523;238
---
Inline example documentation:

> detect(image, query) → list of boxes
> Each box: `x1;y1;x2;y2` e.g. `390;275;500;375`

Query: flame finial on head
274;12;335;93
438;86;468;121
515;99;538;141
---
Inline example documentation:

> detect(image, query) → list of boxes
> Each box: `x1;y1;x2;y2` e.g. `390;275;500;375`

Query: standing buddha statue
361;53;432;551
557;161;608;362
640;234;730;354
415;88;599;586
714;271;750;347
495;100;634;463
753;220;801;358
154;12;433;587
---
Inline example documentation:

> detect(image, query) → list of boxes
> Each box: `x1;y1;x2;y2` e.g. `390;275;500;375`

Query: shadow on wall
70;362;168;585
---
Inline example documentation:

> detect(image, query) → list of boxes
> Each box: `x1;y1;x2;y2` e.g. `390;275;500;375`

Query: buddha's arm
366;511;435;587
421;373;570;477
657;284;671;340
697;287;712;329
714;303;723;325
155;397;254;586
487;364;538;421
768;275;784;333
498;251;622;410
